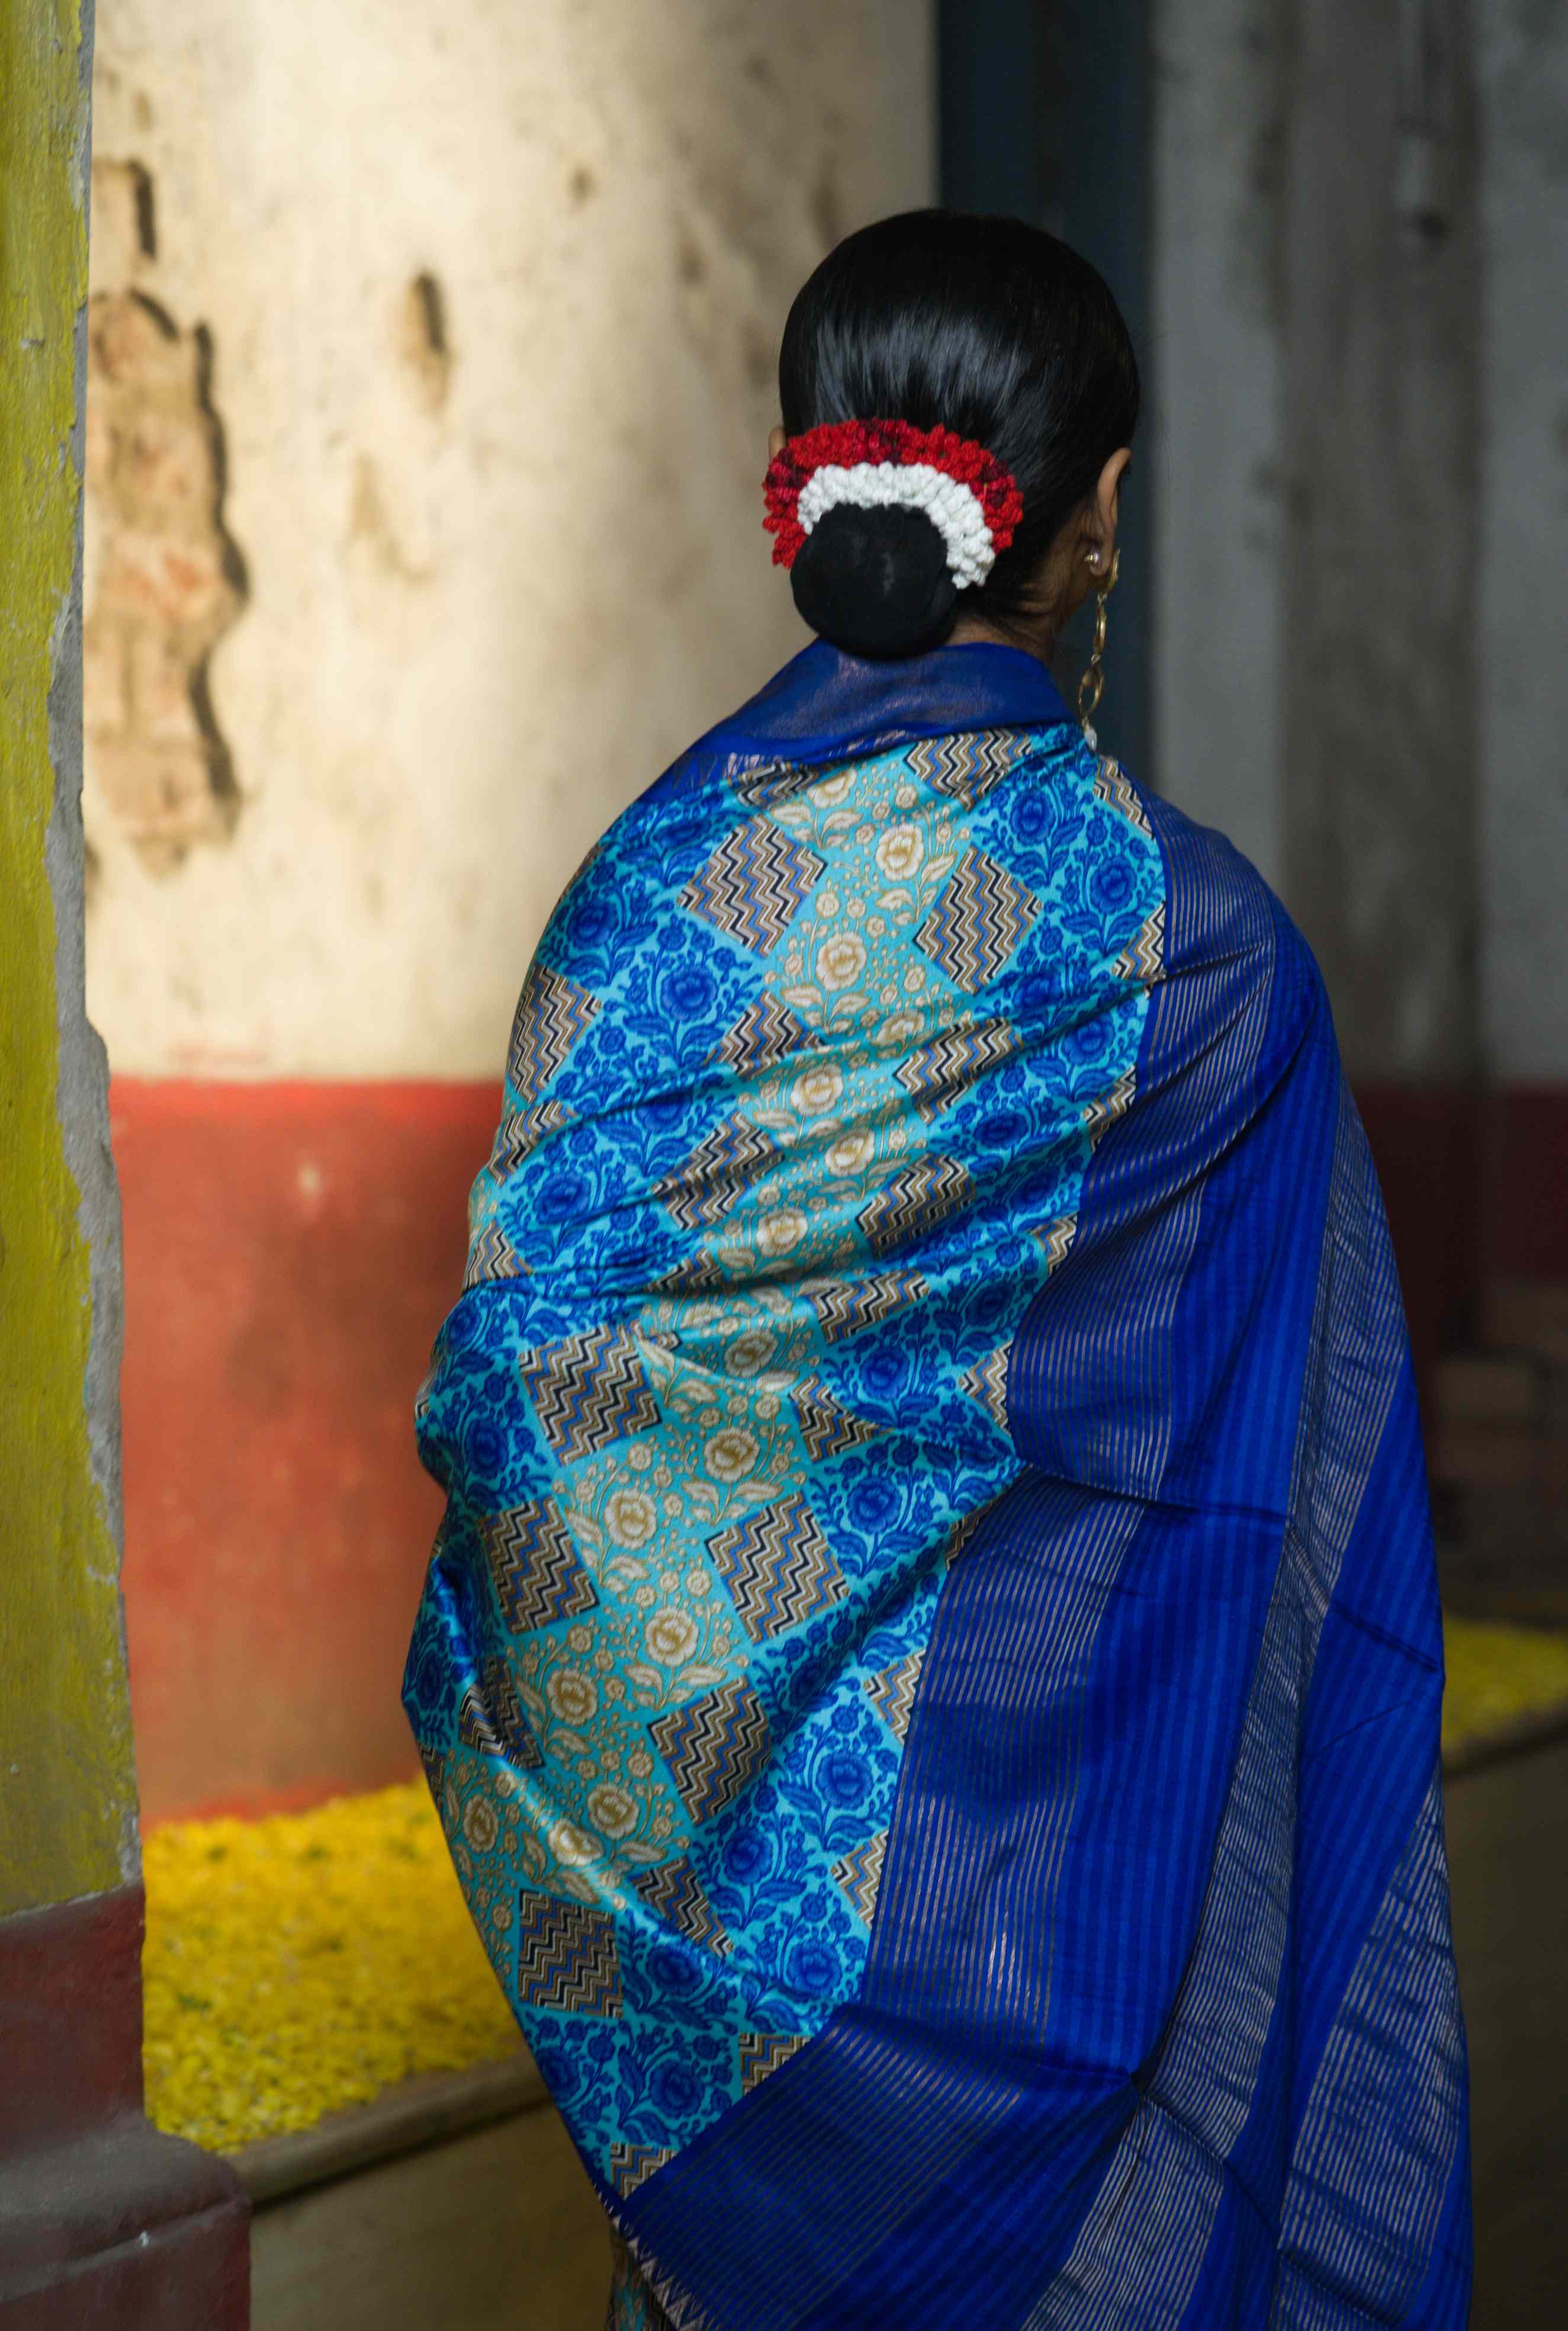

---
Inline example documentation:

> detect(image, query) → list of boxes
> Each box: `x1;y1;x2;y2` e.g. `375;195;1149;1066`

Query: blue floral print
404;717;1164;2191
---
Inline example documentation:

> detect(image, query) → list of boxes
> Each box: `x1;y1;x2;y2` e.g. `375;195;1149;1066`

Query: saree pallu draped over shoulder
404;641;1471;2330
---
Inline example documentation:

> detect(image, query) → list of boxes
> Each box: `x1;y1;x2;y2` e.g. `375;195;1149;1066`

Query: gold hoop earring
1077;548;1120;751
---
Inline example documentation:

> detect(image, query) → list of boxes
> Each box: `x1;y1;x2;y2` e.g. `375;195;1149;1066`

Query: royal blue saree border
689;637;1074;771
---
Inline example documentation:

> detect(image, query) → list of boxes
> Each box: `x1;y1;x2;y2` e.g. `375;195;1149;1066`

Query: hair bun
789;503;958;660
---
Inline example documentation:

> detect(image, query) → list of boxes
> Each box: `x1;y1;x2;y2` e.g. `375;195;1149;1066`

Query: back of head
777;210;1139;660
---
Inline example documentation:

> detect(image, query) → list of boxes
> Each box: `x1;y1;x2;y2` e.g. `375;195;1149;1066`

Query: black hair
777;209;1140;660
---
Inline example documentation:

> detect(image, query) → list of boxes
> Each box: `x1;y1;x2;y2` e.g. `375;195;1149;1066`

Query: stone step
238;2067;608;2331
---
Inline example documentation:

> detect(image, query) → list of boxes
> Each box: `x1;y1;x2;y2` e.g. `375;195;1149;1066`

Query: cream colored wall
86;0;933;1078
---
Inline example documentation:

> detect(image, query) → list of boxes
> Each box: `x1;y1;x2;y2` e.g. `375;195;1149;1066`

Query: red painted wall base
113;1079;499;1825
0;1887;248;2324
1358;1081;1568;1409
113;1075;1567;1823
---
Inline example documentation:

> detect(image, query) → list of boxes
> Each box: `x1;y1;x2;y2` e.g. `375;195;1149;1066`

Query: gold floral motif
461;1794;500;1854
546;1668;598;1724
791;1062;844;1115
604;1487;658;1547
549;1819;597;1866
817;932;867;991
875;823;925;881
587;1784;640;1839
704;1425;759;1481
645;1607;699;1667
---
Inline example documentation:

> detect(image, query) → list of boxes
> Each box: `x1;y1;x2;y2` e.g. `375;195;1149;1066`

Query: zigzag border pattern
738;2031;808;2096
863;1649;924;1742
608;2141;674;2197
631;1857;732;1956
507;962;599;1105
959;1343;1011;1433
793;1375;879;1462
915;846;1041;994
729;756;830;810
1035;1213;1078;1274
713;993;815;1075
462;1221;527;1290
520;1325;660;1463
831;1830;887;1926
493;1100;573;1175
680;817;826;956
1112;901;1167;985
1092;756;1155;837
893;1018;1019;1120
858;1154;974;1257
649;1684;772;1826
706;1494;847;1642
655;1115;779;1232
515;1892;623;2018
1082;1068;1138;1150
653;1251;733;1296
907;727;1037;808
802;1270;928;1343
480;1498;598;1635
458;1667;543;1771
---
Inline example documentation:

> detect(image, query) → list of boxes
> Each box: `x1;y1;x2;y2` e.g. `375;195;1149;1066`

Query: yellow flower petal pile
1440;1616;1568;1760
142;1622;1568;2156
142;1781;518;2156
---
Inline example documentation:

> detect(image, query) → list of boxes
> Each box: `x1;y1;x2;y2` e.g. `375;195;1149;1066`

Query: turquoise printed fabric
403;708;1164;2197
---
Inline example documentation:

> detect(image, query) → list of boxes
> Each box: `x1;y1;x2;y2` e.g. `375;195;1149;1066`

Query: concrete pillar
1280;0;1480;1086
0;0;248;2315
1153;0;1485;1387
1151;0;1289;888
1474;0;1568;1294
1477;0;1568;1089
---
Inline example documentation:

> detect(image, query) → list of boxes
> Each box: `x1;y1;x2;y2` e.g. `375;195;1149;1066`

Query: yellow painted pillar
0;0;136;1929
0;1;248;2316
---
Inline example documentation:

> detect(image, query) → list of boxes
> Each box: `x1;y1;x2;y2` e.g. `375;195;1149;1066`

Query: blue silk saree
403;641;1471;2330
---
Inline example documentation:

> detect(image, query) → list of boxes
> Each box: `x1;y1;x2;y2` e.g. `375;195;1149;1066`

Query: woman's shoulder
1120;773;1328;1035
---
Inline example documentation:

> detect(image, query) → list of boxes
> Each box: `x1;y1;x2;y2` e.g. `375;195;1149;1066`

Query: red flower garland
762;418;1024;570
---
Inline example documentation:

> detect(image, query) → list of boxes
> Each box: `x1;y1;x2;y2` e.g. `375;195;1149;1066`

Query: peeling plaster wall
1477;0;1568;1083
86;0;934;1079
87;0;933;1822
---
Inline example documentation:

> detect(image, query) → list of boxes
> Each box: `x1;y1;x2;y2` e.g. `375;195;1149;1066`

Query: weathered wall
1477;0;1568;1085
1153;0;1566;1378
1155;0;1566;1097
1280;0;1480;1086
0;0;139;1918
86;0;931;1080
1155;0;1482;1082
1151;0;1289;891
86;0;934;1821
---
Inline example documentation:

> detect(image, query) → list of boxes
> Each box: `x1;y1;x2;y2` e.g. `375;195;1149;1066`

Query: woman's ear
1091;447;1133;557
768;425;787;461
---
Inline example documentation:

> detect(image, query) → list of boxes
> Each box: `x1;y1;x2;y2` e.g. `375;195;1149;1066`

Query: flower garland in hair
763;419;1024;590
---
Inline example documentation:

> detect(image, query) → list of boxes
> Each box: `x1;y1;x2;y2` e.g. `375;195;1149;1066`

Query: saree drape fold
404;641;1470;2330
